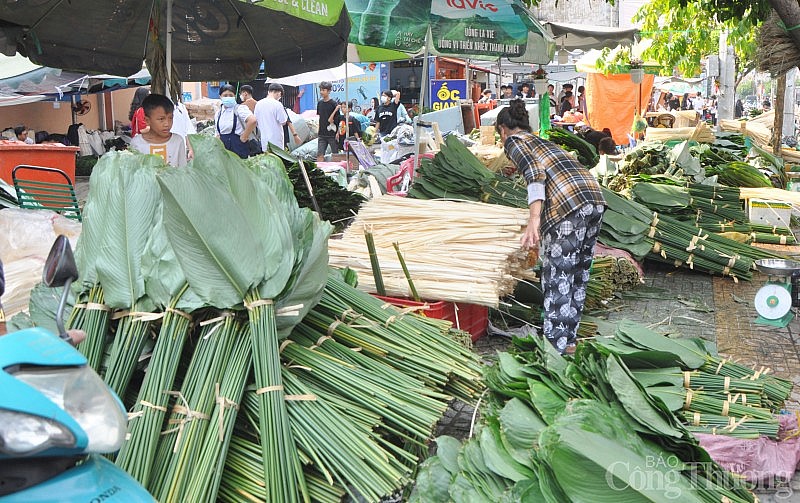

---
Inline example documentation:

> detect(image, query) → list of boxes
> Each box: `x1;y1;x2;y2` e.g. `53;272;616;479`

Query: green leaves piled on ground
413;319;771;502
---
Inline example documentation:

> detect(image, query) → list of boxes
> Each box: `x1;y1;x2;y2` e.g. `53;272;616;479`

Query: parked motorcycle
0;235;153;501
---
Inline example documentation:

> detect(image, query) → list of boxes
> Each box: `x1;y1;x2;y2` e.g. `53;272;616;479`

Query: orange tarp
585;72;654;145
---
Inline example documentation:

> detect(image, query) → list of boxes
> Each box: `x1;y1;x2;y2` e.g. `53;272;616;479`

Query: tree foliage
633;0;760;77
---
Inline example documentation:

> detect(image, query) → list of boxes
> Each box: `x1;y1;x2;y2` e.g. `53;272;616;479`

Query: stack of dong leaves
414;319;793;502
408;137;787;281
67;135;482;502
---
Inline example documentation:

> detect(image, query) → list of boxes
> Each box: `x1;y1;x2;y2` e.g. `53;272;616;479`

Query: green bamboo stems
185;325;252;503
280;340;445;443
149;314;240;501
393;242;420;302
681;411;779;438
72;284;112;371
102;303;154;397
247;291;306;503
220;435;346;503
115;287;193;485
364;228;386;296
701;357;793;408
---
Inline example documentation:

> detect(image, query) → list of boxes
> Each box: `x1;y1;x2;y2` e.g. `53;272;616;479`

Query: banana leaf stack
594;319;791;439
407;135;495;201
601;187;786;280
547;128;599;168
630;182;796;245
412;319;763;502
60;137;482;502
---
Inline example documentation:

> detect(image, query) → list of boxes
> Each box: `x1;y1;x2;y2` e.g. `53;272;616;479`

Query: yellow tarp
585;72;654;145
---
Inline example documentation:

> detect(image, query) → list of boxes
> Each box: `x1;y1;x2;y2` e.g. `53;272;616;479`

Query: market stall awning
0;93;47;107
0;55;151;97
346;0;554;64
545;22;639;51
654;76;704;95
0;0;351;81
266;63;365;87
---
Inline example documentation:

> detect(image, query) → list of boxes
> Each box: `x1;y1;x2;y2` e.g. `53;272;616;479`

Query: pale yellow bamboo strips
328;196;531;307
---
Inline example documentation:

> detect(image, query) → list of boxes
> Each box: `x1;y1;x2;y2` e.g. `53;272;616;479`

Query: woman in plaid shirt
496;100;606;354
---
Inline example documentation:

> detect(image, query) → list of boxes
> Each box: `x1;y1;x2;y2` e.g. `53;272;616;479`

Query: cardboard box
747;199;792;228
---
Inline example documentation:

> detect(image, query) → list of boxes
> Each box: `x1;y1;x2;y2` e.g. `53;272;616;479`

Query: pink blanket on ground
696;414;800;484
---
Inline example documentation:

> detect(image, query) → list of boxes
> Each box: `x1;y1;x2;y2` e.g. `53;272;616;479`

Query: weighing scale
753;259;800;327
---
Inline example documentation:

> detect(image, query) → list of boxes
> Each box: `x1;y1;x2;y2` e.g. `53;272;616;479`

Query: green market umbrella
0;0;350;88
346;0;554;153
346;0;553;63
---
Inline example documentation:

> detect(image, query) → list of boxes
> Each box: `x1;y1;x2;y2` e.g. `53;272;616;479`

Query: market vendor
495;99;606;354
215;84;258;159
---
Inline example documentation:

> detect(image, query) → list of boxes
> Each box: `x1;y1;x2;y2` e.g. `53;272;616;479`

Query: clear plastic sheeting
0;208;81;317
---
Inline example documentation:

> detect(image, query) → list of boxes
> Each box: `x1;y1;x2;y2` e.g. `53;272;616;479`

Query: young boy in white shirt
129;94;187;167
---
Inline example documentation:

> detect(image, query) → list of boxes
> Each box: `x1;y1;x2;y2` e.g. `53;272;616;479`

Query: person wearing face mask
376;89;400;137
216;83;258;159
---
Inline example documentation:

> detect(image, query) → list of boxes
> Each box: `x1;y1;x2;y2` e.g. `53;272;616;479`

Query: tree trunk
774;73;786;155
768;0;800;54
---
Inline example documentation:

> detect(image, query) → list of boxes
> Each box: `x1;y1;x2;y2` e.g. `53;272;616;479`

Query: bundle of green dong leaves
62;136;482;502
413;318;792;502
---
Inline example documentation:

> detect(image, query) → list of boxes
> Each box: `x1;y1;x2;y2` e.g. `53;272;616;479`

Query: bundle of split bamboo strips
328;196;532;307
644;122;714;143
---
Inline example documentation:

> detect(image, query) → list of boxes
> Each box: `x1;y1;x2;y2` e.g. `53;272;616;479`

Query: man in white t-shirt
692;91;706;117
254;83;287;152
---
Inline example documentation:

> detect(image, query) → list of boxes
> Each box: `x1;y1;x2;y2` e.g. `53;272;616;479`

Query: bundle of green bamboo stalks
328;196;534;307
62;137;483;502
596;321;793;440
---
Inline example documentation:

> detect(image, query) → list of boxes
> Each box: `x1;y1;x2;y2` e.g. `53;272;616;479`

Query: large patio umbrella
0;0;350;90
346;0;552;63
346;0;553;155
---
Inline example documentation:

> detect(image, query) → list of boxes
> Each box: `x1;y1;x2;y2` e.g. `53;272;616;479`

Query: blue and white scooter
0;235;153;502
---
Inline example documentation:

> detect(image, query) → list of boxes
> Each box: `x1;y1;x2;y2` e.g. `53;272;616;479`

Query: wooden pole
774;73;786;155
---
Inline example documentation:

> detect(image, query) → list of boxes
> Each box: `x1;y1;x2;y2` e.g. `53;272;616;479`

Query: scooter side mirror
43;235;79;288
43;235;79;341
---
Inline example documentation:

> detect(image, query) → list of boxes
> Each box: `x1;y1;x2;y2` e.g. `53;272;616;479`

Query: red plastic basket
373;295;488;342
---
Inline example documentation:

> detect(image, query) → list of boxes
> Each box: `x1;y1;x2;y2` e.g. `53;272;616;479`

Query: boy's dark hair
240;84;254;94
14;126;26;136
319;81;332;90
141;94;174;116
268;83;284;93
598;137;617;155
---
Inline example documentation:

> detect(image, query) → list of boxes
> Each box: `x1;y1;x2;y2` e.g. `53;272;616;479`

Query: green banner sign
345;0;553;61
254;0;344;26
